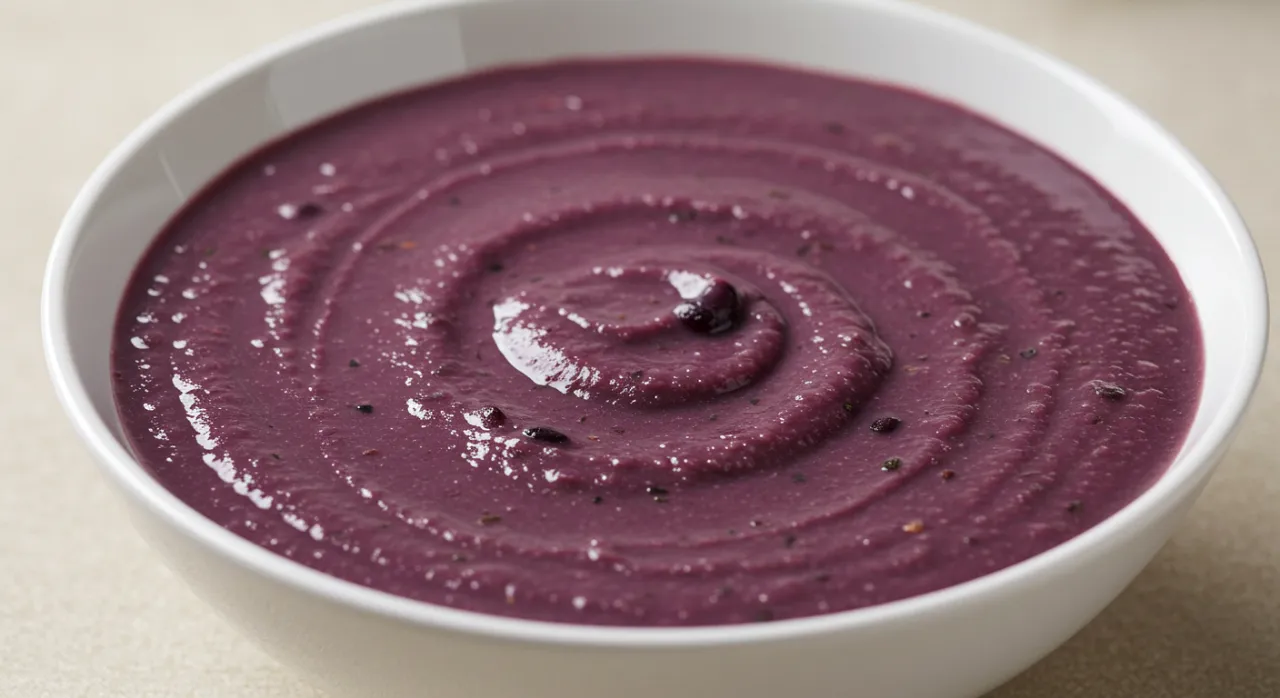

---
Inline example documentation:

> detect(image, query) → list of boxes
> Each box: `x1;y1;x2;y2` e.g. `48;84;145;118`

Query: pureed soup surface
113;59;1202;626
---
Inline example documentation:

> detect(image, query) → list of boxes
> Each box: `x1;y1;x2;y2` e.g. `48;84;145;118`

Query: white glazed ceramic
42;1;1267;697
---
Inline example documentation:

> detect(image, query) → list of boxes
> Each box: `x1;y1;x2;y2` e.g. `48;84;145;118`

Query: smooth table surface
3;1;1278;696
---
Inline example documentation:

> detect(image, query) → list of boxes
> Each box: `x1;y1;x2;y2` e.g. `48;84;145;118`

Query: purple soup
112;59;1202;626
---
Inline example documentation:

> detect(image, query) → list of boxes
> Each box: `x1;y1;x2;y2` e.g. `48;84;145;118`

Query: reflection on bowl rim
41;0;1267;648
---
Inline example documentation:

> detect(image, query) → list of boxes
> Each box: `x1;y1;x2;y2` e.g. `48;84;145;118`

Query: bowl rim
42;0;1268;648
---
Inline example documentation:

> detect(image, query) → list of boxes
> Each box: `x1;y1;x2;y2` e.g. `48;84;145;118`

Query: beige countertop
3;1;1278;696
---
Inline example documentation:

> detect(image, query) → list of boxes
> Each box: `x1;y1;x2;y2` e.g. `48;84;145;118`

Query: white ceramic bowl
43;1;1267;696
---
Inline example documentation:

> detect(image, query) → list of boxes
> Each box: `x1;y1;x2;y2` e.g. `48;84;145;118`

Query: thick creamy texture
112;59;1202;626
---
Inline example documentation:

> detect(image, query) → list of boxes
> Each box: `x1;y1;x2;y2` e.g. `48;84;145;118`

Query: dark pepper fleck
1093;382;1127;401
674;278;740;335
751;398;761;406
354;404;374;414
477;406;506;429
295;202;323;218
451;553;469;562
784;534;798;548
917;310;931;319
447;195;461;206
487;261;504;273
1066;500;1083;513
815;573;831;583
478;513;503;525
749;519;764;528
523;426;569;443
646;485;670;496
940;469;956;481
269;453;281;460
362;449;379;457
842;402;855;413
592;496;604;505
1019;347;1038;359
869;417;901;434
881;457;903;472
755;608;776;622
348;358;360;368
791;473;807;484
